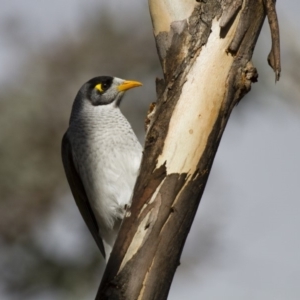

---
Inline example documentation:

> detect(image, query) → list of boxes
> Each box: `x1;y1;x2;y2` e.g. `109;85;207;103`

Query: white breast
68;102;142;244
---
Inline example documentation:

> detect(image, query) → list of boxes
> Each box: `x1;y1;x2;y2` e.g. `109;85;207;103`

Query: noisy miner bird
61;76;143;261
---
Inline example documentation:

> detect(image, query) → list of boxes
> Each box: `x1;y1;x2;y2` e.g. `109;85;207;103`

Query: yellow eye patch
95;83;103;92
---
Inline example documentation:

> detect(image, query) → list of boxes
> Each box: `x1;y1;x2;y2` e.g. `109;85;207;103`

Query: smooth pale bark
97;1;280;299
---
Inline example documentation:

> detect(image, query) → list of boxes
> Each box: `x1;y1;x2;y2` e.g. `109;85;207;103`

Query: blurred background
0;1;299;299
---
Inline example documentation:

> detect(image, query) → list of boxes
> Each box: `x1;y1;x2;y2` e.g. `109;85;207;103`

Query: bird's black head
80;76;142;106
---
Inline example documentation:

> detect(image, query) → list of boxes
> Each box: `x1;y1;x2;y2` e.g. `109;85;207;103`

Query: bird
61;76;143;261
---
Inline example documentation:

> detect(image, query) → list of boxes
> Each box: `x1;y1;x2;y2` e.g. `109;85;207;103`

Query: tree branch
96;1;278;299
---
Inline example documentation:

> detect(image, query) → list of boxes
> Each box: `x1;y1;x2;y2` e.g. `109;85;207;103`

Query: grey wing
61;132;106;258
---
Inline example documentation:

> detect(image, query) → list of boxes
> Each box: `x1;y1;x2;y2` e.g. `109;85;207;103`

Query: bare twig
264;0;281;81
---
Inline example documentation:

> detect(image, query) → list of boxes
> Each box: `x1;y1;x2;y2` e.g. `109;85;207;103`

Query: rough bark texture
97;0;280;299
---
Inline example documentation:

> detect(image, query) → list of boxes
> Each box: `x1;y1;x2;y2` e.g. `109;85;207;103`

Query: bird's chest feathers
70;111;141;228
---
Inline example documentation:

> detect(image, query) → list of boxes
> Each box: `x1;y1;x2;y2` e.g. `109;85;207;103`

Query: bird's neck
69;101;132;141
70;101;120;123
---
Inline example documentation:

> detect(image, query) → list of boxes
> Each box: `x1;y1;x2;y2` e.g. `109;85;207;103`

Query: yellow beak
117;80;142;92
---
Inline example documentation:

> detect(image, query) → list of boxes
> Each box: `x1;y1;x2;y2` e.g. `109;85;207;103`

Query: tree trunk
97;0;280;299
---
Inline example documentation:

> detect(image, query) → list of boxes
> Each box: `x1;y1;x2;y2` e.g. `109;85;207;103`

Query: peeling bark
96;1;280;299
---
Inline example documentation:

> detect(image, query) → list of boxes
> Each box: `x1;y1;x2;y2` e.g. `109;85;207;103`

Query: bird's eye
95;82;109;93
102;82;108;88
